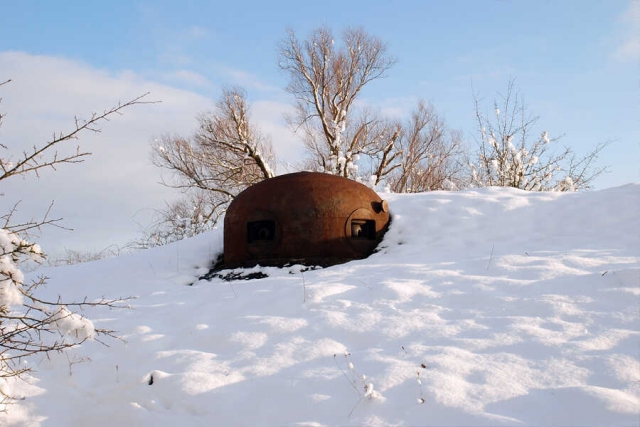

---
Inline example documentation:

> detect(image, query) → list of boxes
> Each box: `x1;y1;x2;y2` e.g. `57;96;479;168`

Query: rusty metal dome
223;172;390;268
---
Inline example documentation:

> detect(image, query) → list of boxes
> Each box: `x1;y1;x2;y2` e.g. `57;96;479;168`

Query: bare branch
0;92;156;182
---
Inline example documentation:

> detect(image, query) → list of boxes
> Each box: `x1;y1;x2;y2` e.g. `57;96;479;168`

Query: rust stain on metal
223;171;391;268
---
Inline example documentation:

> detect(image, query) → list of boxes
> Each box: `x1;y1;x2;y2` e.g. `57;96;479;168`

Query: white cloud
0;51;304;256
251;100;304;170
186;25;209;40
216;65;280;92
0;52;209;254
164;69;212;87
613;1;640;62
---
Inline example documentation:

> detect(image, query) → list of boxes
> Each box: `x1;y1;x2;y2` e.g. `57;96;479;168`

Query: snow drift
2;185;639;426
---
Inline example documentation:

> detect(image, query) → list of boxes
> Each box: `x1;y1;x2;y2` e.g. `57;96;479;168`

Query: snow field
2;184;638;426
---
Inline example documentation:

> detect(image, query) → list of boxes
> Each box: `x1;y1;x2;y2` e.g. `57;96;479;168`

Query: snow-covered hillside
2;185;639;426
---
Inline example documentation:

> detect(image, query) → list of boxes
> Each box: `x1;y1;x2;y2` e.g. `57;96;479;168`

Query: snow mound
2;185;639;426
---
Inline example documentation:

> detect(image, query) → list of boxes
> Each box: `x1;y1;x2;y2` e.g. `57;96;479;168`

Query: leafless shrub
0;79;139;408
470;80;609;191
47;245;126;267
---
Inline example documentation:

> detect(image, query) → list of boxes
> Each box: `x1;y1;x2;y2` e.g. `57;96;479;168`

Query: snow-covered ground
2;185;639;426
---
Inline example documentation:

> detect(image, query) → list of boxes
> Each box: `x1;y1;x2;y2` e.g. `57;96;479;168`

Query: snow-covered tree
385;101;466;192
0;79;137;406
278;27;467;191
279;27;396;179
148;87;275;246
470;81;609;191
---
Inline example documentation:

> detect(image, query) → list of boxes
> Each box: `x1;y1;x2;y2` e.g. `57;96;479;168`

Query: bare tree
279;27;396;178
0;79;142;406
382;101;466;192
470;80;609;191
149;86;275;245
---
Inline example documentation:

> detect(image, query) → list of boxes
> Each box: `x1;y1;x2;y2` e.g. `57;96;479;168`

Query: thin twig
486;245;495;271
301;270;306;303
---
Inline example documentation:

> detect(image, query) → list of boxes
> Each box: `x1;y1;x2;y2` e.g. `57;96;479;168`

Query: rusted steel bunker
223;172;390;268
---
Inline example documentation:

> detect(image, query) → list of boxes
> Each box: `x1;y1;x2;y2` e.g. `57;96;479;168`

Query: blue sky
0;0;638;255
